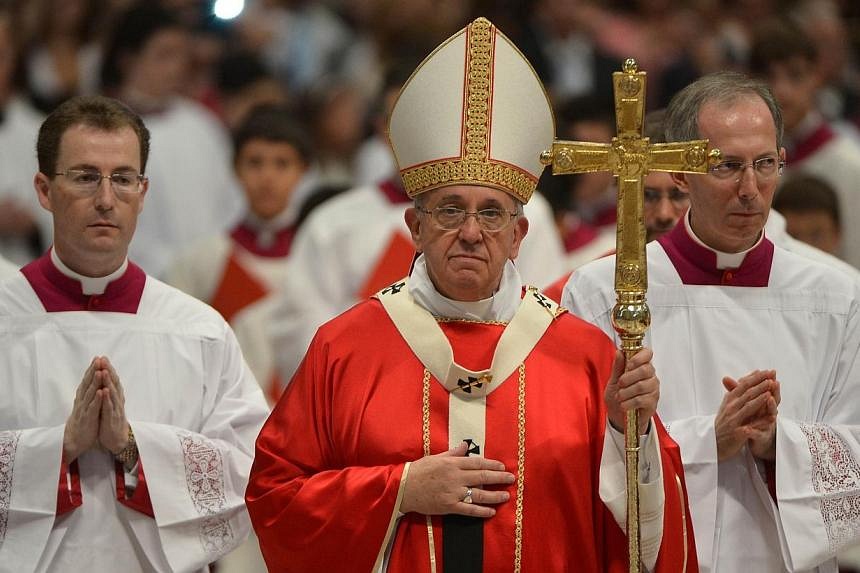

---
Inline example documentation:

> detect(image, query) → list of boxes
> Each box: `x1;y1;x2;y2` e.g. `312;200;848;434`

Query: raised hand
400;442;515;518
604;348;659;435
63;357;104;462
715;369;778;462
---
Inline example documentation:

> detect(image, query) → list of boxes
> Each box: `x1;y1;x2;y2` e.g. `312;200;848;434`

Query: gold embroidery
514;363;526;573
421;364;527;572
464;18;492;163
402;159;536;203
421;369;437;573
435;316;508;326
403;17;537;203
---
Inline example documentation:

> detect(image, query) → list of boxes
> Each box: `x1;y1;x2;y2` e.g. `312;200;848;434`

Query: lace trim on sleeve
177;430;235;554
0;431;21;547
800;422;860;553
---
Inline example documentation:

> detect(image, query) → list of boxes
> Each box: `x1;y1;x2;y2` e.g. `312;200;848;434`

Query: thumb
722;376;738;392
439;441;469;457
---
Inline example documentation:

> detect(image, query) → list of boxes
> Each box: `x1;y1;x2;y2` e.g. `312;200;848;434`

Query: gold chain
513;363;526;573
421;369;437;573
435;316;508;326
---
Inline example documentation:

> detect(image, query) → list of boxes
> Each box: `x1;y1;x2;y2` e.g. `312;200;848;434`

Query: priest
247;17;695;573
564;72;860;572
0;95;270;571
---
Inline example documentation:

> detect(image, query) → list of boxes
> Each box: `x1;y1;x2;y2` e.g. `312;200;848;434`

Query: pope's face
35;124;147;275
672;96;784;253
405;185;528;301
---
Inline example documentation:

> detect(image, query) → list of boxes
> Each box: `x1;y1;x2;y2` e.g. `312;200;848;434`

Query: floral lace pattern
177;431;234;554
0;431;21;546
800;422;860;552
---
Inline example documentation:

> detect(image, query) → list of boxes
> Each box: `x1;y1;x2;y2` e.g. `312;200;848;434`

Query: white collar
243;207;295;248
51;248;129;295
685;210;764;269
407;254;523;322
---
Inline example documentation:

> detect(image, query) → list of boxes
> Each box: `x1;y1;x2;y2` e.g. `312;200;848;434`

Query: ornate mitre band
388;17;555;204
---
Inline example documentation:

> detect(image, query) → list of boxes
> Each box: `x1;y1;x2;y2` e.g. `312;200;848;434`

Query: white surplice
564;218;860;573
0;256;269;573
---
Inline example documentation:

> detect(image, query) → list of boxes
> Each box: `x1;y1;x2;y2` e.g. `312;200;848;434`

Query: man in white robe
564;71;860;573
0;95;269;572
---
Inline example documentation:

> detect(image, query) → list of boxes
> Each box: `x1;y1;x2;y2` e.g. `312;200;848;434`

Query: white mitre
387;17;555;204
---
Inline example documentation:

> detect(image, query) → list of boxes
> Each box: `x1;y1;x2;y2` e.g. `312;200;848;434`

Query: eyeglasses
708;156;785;183
417;206;518;232
54;168;147;196
644;188;689;207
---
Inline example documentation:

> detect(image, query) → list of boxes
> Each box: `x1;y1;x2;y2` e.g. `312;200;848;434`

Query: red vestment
247;298;696;572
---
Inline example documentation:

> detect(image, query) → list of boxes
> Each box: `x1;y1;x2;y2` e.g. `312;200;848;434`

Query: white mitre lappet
387;16;555;204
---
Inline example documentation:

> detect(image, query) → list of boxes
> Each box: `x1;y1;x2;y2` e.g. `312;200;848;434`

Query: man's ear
34;173;54;212
404;207;422;252
137;177;149;213
508;214;529;260
671;171;690;192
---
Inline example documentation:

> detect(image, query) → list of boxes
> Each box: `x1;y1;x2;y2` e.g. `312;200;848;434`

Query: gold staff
540;59;720;572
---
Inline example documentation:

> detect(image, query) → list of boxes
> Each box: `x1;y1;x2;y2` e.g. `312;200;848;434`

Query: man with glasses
564;71;860;572
247;17;695;573
0;95;269;571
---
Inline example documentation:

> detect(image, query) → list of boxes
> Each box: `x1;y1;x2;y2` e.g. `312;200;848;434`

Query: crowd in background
1;0;860;273
4;1;860;570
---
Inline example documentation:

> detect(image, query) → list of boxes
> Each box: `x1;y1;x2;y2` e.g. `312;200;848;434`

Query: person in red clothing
247;17;696;573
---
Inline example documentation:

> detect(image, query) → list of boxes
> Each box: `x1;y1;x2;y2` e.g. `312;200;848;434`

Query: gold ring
463;487;473;504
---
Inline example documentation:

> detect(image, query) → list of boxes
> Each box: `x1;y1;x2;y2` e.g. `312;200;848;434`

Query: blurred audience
2;0;860;568
0;4;47;265
773;173;842;256
101;3;242;277
749;16;860;268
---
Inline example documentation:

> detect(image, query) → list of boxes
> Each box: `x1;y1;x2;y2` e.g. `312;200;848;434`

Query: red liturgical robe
247;298;696;572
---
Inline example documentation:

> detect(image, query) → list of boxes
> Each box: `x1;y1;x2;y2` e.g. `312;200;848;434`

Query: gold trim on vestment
402;159;537;203
422;369;437;573
420;364;527;571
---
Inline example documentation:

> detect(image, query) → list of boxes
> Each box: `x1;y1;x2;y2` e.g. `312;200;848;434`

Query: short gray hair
664;71;783;150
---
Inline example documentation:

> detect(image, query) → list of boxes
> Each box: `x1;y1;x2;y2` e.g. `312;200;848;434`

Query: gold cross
540;58;720;298
539;58;720;573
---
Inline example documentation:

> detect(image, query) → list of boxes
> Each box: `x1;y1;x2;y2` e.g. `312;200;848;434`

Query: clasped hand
63;356;130;462
715;369;780;462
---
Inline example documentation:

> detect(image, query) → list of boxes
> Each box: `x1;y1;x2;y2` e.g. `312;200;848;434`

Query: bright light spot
214;0;244;20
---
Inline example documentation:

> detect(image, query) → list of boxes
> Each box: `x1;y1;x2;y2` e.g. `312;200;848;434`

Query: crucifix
539;59;720;573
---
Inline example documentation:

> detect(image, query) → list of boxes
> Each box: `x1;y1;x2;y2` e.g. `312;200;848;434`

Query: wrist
113;425;139;471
